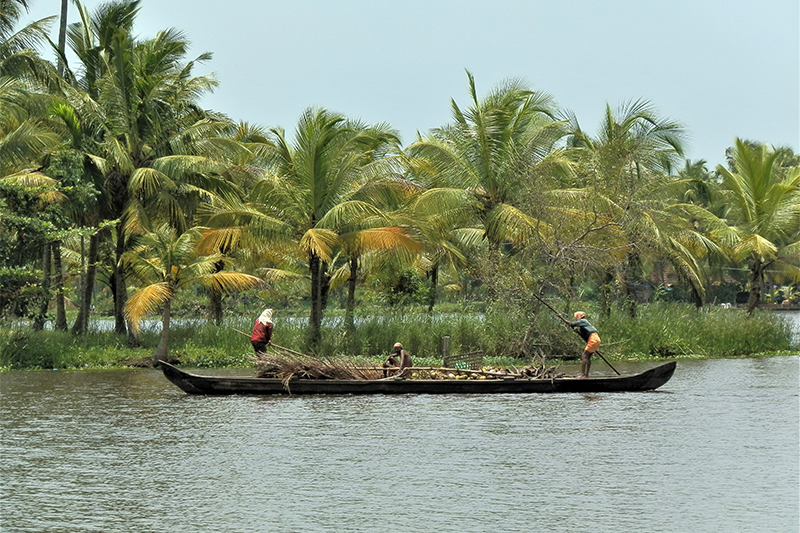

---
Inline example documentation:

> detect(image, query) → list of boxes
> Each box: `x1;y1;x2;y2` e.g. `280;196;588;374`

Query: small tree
124;225;262;365
715;140;800;314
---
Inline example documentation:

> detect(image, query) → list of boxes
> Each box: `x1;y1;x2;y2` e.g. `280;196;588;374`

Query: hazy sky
22;0;800;168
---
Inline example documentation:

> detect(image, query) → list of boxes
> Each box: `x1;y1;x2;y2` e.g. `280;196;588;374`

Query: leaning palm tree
124;225;262;365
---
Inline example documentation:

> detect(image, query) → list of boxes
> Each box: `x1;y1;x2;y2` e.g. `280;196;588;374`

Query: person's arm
570;319;588;328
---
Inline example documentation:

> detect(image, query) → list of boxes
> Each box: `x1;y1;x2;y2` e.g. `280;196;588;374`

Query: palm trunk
746;257;764;315
599;269;614;319
57;0;68;75
113;224;128;336
427;264;439;313
152;299;171;365
621;252;641;318
309;253;322;348
690;285;703;309
320;261;330;311
210;290;223;326
71;232;99;335
345;256;357;332
209;260;224;325
53;241;67;331
33;243;52;331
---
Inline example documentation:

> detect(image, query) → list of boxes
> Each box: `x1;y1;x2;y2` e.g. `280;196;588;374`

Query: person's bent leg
580;350;592;378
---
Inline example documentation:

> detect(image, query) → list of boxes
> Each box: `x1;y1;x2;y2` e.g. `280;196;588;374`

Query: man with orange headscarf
569;311;601;378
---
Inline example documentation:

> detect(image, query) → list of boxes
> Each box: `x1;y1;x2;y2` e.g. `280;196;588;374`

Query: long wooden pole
232;328;310;358
531;293;620;375
271;344;309;357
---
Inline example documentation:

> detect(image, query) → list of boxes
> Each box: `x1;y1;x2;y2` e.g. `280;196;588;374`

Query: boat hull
160;361;676;395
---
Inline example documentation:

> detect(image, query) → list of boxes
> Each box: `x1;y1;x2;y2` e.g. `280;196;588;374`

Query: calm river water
1;356;798;533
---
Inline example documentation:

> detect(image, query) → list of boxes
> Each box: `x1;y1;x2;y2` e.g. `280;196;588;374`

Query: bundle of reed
255;348;382;381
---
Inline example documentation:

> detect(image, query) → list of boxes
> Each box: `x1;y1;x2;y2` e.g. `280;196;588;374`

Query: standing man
250;308;274;356
570;311;601;379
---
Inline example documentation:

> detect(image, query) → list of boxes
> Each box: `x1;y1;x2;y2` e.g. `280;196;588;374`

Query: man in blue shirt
569;311;601;378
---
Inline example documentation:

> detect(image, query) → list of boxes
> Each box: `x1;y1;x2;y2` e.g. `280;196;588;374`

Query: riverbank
1;303;796;371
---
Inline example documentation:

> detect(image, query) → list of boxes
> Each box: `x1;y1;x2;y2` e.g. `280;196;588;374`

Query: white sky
21;0;800;168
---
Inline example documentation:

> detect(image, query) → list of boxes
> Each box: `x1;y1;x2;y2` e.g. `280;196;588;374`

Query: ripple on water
1;357;798;532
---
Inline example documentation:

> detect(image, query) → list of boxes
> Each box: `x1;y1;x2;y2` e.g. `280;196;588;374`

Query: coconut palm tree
566;99;697;315
267;111;407;346
200;108;406;349
56;0;240;336
124;224;262;364
706;139;800;314
329;220;423;332
407;71;571;250
400;186;483;311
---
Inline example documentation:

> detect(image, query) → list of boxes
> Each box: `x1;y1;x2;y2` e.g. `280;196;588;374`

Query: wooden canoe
160;360;676;395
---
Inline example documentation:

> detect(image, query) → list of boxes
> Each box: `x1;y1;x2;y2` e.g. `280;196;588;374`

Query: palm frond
125;282;172;331
300;228;338;262
732;234;778;263
199;271;262;293
316;200;388;230
485;203;551;246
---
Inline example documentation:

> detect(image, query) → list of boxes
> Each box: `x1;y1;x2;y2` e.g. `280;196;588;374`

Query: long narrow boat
160;361;676;395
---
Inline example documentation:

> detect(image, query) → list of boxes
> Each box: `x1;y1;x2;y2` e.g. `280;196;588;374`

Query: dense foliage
0;0;797;367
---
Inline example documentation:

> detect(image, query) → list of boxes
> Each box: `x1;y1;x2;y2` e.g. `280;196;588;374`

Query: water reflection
1;357;798;532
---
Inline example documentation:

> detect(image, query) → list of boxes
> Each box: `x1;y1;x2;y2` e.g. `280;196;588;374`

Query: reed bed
0;302;794;370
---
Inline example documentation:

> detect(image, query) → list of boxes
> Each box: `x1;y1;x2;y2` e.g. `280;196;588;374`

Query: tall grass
0;328;141;370
0;303;793;370
599;303;794;357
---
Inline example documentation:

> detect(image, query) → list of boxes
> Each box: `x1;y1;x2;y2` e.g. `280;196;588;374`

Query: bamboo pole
531;293;621;375
232;327;310;358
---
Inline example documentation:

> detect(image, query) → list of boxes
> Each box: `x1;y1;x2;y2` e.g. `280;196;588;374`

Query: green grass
0;302;795;371
600;303;794;358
